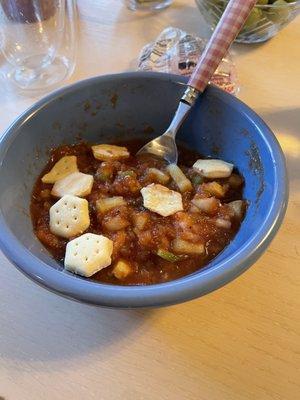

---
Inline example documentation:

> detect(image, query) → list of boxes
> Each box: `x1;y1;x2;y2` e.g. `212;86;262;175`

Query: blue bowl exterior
0;72;288;308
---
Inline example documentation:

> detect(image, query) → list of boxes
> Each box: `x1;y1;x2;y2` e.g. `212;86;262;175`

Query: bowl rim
0;72;288;308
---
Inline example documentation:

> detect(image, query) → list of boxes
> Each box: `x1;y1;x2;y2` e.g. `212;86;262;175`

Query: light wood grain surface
0;1;299;399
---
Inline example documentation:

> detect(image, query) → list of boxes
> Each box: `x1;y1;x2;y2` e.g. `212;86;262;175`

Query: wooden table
0;1;299;399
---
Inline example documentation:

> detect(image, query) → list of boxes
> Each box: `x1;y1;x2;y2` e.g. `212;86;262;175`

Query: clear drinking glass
125;0;173;11
0;0;76;91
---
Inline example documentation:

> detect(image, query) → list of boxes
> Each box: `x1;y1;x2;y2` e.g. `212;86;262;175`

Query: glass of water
125;0;173;11
0;0;76;91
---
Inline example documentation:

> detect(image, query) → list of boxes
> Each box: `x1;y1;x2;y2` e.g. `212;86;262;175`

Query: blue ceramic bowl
0;72;288;308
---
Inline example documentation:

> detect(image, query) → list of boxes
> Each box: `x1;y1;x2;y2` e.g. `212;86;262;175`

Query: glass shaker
0;0;77;92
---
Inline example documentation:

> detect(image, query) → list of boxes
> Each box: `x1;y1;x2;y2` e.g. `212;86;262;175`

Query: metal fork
137;0;257;164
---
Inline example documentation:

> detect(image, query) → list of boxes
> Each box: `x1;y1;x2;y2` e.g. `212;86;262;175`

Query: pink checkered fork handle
188;0;257;93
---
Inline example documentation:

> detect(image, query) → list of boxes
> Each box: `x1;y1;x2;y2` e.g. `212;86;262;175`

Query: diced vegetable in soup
31;140;246;285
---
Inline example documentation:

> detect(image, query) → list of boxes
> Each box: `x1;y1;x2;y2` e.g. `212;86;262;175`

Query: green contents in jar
243;7;264;29
266;0;291;23
200;0;297;43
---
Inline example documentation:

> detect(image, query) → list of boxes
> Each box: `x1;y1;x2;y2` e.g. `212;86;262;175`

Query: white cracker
49;195;90;238
91;144;130;161
64;233;113;277
51;172;94;198
141;183;183;217
193;159;234;178
192;196;219;214
42;156;78;184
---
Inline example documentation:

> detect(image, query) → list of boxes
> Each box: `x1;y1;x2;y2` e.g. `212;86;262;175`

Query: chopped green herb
96;171;111;182
119;170;136;178
191;175;204;186
157;249;182;263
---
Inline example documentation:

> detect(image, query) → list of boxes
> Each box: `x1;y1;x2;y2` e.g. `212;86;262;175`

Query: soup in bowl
0;72;288;307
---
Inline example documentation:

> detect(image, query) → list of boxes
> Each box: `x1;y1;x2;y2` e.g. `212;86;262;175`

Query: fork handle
188;0;256;93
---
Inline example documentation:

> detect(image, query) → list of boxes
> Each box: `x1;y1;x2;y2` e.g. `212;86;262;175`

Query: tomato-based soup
31;140;246;285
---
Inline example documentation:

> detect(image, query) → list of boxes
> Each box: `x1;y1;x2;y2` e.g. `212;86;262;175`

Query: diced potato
51;172;94;198
64;233;113;277
42;156;78;184
228;200;246;219
172;238;204;255
132;211;149;230
113;172;141;195
141;183;183;217
189;204;200;213
166;164;193;192
193;159;233;178
174;212;194;230
137;230;153;247
112;260;132;280
173;214;200;242
92;144;130;161
147;168;170;184
96;196;126;213
215;218;231;229
202;182;227;198
102;215;129;231
192;196;220;214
